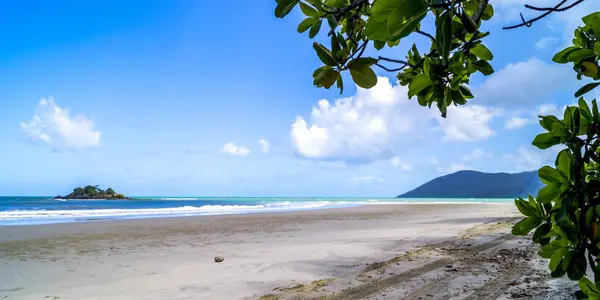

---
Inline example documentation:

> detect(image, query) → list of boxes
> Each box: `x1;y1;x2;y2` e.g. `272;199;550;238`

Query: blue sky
0;0;598;196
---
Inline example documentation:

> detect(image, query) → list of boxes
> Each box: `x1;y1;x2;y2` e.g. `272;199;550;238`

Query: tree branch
525;0;585;12
502;0;585;30
375;63;408;72
472;0;489;23
416;30;435;42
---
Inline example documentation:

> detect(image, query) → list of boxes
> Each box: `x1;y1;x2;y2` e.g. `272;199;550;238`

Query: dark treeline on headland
54;185;129;200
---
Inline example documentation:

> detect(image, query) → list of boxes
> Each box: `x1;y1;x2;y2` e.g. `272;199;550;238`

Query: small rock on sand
214;255;224;263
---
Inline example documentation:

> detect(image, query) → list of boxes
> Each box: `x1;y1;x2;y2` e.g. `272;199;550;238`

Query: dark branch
377;57;409;64
416;30;435;42
525;0;585;12
472;0;490;23
502;0;585;30
375;63;408;72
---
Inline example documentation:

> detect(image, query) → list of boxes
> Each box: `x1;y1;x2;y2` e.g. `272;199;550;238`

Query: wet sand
0;204;576;299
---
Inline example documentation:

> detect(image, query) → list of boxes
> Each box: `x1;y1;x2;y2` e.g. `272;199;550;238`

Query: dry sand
0;204;577;299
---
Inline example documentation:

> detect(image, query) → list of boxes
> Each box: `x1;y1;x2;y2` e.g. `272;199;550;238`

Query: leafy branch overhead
275;0;496;117
277;1;600;298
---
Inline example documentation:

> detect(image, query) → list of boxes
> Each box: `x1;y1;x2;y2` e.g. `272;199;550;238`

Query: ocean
0;197;515;225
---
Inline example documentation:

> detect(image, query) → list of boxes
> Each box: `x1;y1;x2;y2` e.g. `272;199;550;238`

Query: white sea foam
0;201;335;222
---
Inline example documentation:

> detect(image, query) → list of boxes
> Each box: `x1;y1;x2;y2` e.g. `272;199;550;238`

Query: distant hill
397;170;543;198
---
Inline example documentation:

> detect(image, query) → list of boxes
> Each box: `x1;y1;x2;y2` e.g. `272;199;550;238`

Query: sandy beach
0;204;576;299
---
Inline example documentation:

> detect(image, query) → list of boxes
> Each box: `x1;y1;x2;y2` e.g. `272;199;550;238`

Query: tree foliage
512;12;600;299
276;0;600;297
275;0;496;117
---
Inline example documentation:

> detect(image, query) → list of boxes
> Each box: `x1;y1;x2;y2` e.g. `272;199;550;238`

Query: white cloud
291;77;500;162
20;97;100;150
439;105;500;142
505;117;531;130
350;176;385;183
462;148;485;161
390;156;412;170
475;58;570;107
222;143;250;156
535;36;559;51
259;139;270;154
502;145;563;171
291;77;437;162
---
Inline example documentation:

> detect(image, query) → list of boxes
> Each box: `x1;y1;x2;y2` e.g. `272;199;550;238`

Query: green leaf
595;42;600;57
336;76;343;94
309;19;322;39
552;46;579;63
451;89;466;105
389;11;427;41
481;3;494;20
549;247;568;271
537;183;561;204
579;277;600;295
275;0;300;18
313;67;339;89
297;18;315;33
539;115;560;131
575;82;600;98
539;166;564;185
374;40;386;50
370;0;399;22
567;252;587;281
349;63;377;89
436;12;452;64
313;42;336;66
365;18;389;41
408;74;433;98
579;97;593;120
532;132;560;150
568;48;596;62
387;0;427;40
539;241;562;258
593;99;599;119
533;223;551;244
458;85;473;99
299;2;319;17
556;149;573;177
512;217;542;235
515;198;537;217
473;60;494;75
471;44;493;61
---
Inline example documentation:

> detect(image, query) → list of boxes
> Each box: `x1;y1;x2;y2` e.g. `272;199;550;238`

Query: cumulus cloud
20;97;100;150
290;77;499;162
505;117;531;130
222;143;250;156
259;139;270;154
439;105;500;141
390;156;412;170
502;145;563;172
474;58;570;107
350;176;385;183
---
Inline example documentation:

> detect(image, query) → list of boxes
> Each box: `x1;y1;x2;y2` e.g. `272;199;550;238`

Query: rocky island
54;185;130;200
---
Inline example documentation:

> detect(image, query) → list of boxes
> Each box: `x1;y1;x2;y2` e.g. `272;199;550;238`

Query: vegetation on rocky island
275;0;600;298
54;185;128;200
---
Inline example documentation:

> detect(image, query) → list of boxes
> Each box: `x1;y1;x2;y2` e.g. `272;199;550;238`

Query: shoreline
0;200;516;226
1;204;574;299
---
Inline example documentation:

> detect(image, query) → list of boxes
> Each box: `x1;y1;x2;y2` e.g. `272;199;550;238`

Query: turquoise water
0;197;515;225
